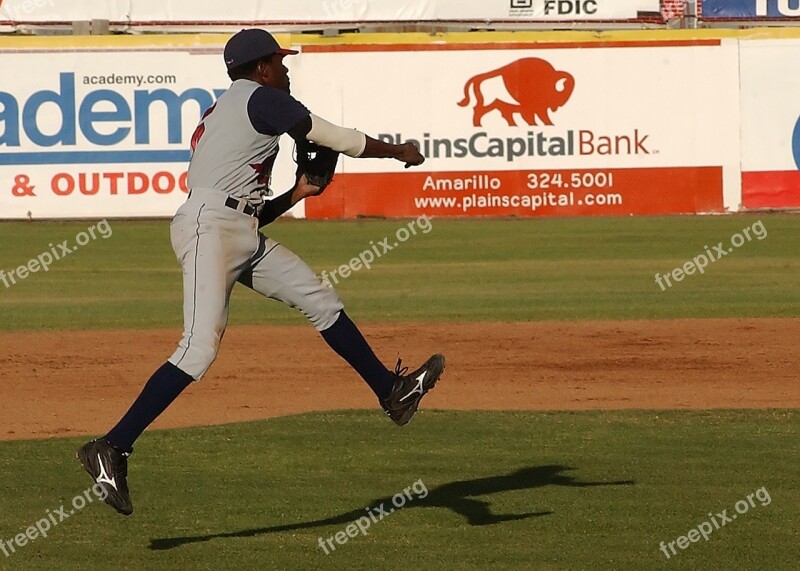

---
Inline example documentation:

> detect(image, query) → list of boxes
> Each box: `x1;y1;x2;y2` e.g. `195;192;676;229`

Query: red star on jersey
250;161;269;185
250;154;277;187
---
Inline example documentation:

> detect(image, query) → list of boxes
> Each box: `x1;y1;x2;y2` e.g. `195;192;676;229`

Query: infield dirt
2;318;798;441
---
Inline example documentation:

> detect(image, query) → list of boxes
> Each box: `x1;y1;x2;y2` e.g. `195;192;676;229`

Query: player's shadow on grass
149;465;634;551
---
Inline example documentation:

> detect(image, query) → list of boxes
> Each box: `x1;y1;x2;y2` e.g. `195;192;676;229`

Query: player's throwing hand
398;142;425;169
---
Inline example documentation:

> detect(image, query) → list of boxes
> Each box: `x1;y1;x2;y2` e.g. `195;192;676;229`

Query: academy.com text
81;73;177;87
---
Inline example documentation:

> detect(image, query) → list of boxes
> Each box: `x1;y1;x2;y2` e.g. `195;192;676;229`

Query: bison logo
458;58;575;127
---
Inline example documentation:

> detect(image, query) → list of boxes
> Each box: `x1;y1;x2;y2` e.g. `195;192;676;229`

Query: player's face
259;54;291;93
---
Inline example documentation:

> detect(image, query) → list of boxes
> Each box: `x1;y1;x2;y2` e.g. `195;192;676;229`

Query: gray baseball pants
167;187;343;379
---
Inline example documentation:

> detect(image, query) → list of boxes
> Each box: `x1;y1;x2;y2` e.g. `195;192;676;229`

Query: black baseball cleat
76;438;133;516
380;354;445;426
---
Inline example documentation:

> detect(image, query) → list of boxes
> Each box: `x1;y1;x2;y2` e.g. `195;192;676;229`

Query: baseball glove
295;139;339;192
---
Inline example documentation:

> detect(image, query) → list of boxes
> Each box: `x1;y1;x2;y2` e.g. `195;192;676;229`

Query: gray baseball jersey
168;80;341;380
187;79;309;204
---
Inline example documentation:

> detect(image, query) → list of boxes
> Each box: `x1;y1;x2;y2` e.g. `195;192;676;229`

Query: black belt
224;196;257;217
187;190;257;217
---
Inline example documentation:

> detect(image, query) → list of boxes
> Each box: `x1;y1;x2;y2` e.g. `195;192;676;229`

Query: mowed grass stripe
0;410;796;570
0;215;797;330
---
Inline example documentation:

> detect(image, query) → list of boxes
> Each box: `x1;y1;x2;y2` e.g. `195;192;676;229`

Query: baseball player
77;29;445;516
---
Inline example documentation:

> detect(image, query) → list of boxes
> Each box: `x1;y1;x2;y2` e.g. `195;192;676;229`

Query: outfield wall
0;30;798;220
739;38;800;210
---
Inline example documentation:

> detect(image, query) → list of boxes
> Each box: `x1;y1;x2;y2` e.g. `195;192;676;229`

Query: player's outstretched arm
361;136;425;169
288;115;425;168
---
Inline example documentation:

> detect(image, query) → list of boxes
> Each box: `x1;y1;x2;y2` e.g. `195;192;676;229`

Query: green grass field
0;411;797;570
0;214;798;330
0;215;798;570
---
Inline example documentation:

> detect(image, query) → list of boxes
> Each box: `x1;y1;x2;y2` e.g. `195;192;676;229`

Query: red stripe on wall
742;170;800;209
307;167;723;219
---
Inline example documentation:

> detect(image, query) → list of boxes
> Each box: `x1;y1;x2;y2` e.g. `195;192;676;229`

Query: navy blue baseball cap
224;29;298;70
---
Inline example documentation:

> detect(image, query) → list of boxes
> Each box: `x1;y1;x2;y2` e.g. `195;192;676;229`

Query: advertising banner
1;44;218;218
739;39;800;209
0;34;749;220
302;40;738;219
0;0;662;28
0;53;196;218
131;0;663;24
701;0;800;19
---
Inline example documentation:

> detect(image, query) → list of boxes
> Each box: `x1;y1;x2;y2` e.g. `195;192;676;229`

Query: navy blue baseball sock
104;361;194;453
320;311;394;400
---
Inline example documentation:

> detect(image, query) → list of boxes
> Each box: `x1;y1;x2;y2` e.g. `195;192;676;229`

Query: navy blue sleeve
247;86;310;136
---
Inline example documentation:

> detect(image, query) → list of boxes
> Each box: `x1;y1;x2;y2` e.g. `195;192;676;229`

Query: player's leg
103;206;241;450
166;210;245;382
240;235;445;425
239;234;395;400
79;201;256;515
